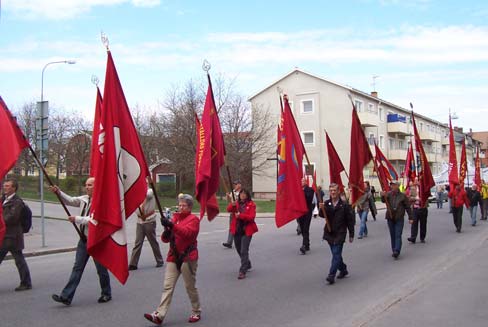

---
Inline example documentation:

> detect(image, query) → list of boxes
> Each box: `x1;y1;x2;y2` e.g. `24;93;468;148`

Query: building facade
250;69;479;199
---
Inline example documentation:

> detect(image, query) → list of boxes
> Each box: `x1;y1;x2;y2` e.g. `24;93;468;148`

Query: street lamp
433;110;459;175
39;60;76;247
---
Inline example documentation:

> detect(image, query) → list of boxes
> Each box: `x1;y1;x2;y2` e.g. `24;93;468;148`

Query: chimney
371;91;378;98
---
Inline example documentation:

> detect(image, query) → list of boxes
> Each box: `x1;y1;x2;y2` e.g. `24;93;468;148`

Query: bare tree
64;116;92;193
48;110;77;182
12;101;37;176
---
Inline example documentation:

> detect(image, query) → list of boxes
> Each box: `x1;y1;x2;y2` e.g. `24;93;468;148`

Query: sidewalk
6;200;386;260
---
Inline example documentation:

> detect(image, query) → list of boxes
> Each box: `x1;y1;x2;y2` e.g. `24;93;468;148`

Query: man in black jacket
298;178;315;254
319;183;355;284
0;178;32;291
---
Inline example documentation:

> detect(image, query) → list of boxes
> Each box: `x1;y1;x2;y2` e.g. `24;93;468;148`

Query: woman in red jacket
227;188;258;280
448;183;470;233
144;194;201;325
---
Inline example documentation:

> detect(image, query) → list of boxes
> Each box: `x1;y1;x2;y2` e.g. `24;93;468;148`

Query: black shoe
337;270;349;279
420;239;426;243
407;237;416;244
222;242;232;249
456;228;461;233
299;246;307;255
392;252;399;259
326;275;335;284
128;265;138;271
15;284;32;291
98;295;112;303
156;262;164;268
52;294;71;306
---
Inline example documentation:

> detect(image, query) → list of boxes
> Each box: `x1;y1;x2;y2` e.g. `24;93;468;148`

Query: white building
249;69;477;199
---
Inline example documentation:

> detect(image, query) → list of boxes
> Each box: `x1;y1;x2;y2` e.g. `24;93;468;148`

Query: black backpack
20;201;32;233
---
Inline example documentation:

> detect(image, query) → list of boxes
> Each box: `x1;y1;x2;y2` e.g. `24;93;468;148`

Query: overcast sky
1;0;487;131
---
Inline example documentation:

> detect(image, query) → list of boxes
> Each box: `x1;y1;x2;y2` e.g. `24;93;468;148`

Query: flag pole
371;141;394;218
27;145;86;242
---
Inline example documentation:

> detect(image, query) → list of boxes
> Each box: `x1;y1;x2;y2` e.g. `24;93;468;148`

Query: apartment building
249;69;479;199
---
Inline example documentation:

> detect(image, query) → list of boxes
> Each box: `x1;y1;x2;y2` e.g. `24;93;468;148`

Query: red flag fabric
348;108;373;206
411;112;435;207
325;132;345;192
89;87;103;177
0;97;29;179
474;146;481;190
275;96;308;228
448;116;459;186
374;143;398;192
0;96;29;247
459;139;467;187
0;206;5;247
88;51;149;284
404;142;416;186
195;77;225;221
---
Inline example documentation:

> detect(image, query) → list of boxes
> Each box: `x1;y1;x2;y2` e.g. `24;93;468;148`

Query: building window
379;107;384;121
300;100;314;114
304;163;315;176
368;133;375;145
302;131;315;146
354;100;363;112
368;103;378;114
389;138;395;150
379;135;385;149
398;139;405;150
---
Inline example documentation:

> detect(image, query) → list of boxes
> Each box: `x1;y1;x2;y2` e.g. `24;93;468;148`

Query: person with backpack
0;178;32;291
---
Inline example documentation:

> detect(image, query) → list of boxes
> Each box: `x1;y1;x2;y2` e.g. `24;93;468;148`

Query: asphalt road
1;205;487;327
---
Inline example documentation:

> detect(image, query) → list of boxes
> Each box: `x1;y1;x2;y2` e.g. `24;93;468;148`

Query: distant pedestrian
0;178;32;291
370;185;377;199
480;180;488;220
356;182;371;239
226;188;258;280
49;177;111;306
319;183;355;285
298;178;315;254
445;184;452;213
436;185;444;209
223;180;241;249
144;194;201;325
448;183;470;233
381;180;413;259
128;187;164;271
467;184;481;226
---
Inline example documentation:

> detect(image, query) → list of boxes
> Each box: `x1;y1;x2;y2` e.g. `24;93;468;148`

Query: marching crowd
1;176;488;325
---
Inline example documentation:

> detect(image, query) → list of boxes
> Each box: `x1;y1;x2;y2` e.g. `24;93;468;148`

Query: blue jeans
387;219;404;254
60;239;111;301
358;210;368;237
328;243;347;277
469;206;477;225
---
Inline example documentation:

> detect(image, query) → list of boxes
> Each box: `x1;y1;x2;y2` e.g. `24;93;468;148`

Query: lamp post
433;110;458;175
39;60;76;247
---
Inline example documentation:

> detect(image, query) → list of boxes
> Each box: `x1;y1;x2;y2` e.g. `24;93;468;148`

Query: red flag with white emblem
88;51;149;284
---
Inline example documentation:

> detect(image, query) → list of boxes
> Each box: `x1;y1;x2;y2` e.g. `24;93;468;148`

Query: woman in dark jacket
227;188;258;280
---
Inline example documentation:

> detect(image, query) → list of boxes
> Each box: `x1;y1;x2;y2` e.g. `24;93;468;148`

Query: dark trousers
328;243;347;277
452;206;464;232
0;249;32;286
60;239;111;301
234;233;252;273
226;216;234;244
298;212;313;249
387;219;404;254
411;208;428;241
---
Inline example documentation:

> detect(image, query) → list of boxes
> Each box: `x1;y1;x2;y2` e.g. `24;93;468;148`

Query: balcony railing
358;111;379;127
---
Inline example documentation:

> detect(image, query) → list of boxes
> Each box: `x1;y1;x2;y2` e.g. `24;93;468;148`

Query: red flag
459;139;467;187
195;77;225;221
404;142;416;186
88;51;149;284
275;96;308;228
474;146;481;190
412;112;435;207
0;96;29;246
325;132;345;192
0;97;29;179
311;170;317;193
374;143;398;192
448;115;459;186
348;107;373;206
89;87;103;177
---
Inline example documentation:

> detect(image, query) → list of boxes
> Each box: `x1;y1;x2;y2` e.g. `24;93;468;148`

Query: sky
1;0;488;131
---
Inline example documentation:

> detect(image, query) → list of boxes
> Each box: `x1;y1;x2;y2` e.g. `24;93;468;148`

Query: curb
5;246;77;261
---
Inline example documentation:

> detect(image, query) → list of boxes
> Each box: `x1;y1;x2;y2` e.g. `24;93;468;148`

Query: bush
157;182;176;198
60;176;79;193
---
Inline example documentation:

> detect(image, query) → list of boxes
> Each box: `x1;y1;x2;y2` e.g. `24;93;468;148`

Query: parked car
428;186;448;203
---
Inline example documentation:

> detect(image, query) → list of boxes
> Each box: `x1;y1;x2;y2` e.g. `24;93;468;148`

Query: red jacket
227;200;258;237
448;188;470;209
161;212;199;262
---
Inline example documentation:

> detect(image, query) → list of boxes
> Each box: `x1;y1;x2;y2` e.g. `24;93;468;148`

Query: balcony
419;130;438;142
425;152;436;163
358;111;378;127
388;149;407;161
441;136;449;145
387;122;409;135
